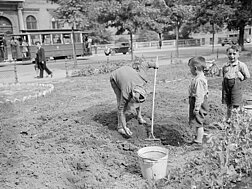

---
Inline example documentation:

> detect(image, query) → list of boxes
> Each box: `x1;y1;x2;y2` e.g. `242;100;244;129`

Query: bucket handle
139;156;163;162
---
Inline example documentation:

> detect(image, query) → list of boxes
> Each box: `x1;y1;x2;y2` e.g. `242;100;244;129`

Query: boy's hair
226;45;241;52
188;56;206;71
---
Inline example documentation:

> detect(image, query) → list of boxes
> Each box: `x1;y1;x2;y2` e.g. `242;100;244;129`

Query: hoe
145;56;161;142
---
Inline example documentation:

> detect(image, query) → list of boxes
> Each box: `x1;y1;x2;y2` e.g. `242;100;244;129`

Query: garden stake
145;56;160;142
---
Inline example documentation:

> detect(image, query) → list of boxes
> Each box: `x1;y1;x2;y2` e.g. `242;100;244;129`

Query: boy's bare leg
226;104;232;123
195;127;204;144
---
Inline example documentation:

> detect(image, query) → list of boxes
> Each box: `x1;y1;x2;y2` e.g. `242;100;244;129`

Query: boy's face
189;65;197;76
227;49;239;63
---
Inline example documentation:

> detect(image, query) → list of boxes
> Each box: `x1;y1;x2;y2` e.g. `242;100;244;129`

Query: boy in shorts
222;45;250;123
188;56;209;146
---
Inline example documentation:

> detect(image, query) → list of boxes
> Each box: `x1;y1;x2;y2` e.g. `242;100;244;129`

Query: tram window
42;34;51;45
52;34;61;44
31;34;40;45
63;34;71;44
73;33;81;43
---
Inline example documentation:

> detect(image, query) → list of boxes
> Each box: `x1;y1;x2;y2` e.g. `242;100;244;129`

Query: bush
166;108;252;188
71;60;131;77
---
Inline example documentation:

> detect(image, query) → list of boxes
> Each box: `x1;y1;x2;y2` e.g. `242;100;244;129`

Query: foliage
142;0;172;38
71;60;130;77
89;30;113;44
193;0;233;29
97;0;151;60
54;0;90;28
136;30;159;42
115;37;129;43
165;108;252;188
53;0;252;49
225;0;252;49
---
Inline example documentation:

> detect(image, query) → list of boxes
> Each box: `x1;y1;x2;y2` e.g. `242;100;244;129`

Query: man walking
35;41;53;78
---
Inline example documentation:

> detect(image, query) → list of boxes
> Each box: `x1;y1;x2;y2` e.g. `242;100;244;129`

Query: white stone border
0;83;54;104
157;78;188;84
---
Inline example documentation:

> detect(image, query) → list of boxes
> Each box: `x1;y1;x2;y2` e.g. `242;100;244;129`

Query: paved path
2;43;250;84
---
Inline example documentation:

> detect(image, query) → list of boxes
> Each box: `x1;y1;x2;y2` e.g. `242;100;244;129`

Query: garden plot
0;57;252;189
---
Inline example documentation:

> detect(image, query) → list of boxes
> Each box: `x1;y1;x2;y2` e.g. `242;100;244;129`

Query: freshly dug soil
0;59;251;189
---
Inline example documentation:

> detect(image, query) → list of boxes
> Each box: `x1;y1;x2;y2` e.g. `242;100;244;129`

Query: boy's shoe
188;140;203;150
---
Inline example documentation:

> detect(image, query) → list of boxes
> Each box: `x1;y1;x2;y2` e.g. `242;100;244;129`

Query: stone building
0;0;65;35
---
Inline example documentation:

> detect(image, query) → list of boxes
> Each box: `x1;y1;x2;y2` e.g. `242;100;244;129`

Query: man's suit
36;47;52;78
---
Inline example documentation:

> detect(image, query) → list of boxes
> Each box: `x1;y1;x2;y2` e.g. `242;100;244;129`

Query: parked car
111;42;130;55
245;37;251;43
221;38;237;46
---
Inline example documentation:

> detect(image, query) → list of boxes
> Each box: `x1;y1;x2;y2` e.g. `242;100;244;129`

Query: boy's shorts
222;78;242;106
189;96;209;128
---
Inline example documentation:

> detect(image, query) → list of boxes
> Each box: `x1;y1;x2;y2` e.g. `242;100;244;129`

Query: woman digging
110;57;158;137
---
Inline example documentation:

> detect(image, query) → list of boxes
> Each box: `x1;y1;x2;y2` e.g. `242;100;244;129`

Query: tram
9;29;92;61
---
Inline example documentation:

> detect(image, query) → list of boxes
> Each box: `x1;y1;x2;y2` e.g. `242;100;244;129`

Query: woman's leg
136;105;146;124
110;78;132;136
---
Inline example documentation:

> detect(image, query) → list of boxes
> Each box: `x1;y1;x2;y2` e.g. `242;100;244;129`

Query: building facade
0;0;66;35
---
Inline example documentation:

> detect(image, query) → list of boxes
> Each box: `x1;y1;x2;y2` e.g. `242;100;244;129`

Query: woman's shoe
138;117;146;124
118;127;132;137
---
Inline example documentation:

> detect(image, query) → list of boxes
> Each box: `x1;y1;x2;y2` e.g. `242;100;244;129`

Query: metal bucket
137;146;168;180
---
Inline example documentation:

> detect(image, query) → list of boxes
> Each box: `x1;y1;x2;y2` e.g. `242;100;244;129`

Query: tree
168;1;195;57
225;0;252;50
97;0;149;60
136;30;159;42
54;0;89;29
142;0;172;49
54;0;113;44
192;0;233;52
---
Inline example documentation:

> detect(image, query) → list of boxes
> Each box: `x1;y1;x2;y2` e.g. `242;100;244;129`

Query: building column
17;3;24;31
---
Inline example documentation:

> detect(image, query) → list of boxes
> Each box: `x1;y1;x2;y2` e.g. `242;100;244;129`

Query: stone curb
0;82;54;104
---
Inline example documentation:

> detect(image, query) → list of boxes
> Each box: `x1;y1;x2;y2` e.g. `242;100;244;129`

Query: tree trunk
130;32;133;61
212;23;215;53
176;22;179;58
238;23;245;51
158;33;162;49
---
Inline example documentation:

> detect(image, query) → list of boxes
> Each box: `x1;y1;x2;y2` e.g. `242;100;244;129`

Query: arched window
0;16;13;34
26;15;37;29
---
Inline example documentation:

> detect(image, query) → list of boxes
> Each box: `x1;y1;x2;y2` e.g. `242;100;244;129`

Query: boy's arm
240;63;250;80
194;79;207;111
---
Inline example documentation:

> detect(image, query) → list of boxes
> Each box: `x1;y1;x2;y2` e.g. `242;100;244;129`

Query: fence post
14;60;18;83
106;56;109;64
216;48;219;59
65;57;69;78
171;52;173;64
